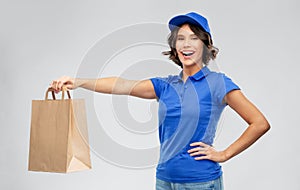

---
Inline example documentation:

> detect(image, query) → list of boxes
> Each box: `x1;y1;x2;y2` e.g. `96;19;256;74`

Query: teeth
182;52;194;56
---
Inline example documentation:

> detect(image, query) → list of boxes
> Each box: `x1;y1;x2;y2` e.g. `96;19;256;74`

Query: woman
51;12;270;190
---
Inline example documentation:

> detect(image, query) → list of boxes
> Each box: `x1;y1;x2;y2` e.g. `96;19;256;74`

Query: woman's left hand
188;142;228;163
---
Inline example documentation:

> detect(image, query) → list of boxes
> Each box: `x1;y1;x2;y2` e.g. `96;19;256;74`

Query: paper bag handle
45;86;71;100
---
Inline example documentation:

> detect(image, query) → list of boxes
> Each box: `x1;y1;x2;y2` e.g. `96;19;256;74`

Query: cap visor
168;15;201;31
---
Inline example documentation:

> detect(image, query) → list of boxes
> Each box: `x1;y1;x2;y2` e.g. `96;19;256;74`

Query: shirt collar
178;66;211;81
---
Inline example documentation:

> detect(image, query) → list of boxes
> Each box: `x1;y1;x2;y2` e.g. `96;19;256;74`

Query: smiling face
175;24;205;68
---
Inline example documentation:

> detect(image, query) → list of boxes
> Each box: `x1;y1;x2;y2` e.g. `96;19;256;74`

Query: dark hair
162;23;219;68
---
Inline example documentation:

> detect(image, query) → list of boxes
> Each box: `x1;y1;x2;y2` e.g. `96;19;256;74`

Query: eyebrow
177;33;197;37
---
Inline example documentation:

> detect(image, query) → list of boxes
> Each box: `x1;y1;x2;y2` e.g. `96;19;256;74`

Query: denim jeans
156;176;223;190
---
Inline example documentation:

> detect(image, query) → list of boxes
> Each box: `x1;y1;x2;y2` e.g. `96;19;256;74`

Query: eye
191;36;199;40
177;37;184;41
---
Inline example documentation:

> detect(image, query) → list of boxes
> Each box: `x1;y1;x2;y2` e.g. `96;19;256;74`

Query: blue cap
168;12;211;37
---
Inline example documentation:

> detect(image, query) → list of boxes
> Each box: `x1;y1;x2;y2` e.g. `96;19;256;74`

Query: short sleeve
150;77;165;99
206;73;240;105
219;74;240;105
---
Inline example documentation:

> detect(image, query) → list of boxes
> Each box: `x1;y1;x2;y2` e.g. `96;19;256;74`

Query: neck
182;64;203;82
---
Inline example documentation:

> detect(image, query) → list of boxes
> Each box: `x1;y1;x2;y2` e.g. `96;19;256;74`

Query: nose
183;39;191;47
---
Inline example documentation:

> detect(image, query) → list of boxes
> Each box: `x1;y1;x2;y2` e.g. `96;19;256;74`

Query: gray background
1;0;300;189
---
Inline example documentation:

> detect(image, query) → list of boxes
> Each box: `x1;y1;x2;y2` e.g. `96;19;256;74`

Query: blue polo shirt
150;66;240;183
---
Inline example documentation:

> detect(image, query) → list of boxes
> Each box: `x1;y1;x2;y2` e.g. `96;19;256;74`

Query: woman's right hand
50;76;76;93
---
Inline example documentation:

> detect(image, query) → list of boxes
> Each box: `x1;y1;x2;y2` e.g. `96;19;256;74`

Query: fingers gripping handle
45;86;71;100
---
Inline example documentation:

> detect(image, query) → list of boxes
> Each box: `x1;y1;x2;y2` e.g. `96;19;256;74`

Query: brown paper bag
28;87;91;173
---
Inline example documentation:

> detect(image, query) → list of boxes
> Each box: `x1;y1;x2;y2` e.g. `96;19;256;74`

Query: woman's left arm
188;90;271;162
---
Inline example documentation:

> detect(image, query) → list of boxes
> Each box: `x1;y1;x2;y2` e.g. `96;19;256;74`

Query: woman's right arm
51;76;157;99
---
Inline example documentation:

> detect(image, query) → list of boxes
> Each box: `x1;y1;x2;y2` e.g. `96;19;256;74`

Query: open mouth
181;51;194;57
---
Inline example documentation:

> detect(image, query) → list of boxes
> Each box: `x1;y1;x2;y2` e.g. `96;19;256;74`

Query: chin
182;60;197;67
